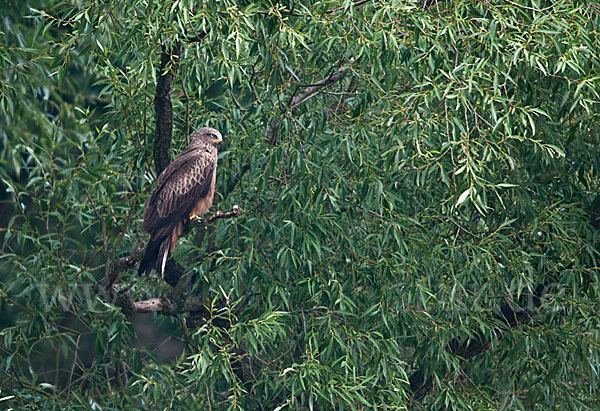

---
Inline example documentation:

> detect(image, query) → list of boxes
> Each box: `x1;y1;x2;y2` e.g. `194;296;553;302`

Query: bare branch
292;60;354;108
107;242;145;287
130;298;169;313
127;295;206;315
266;59;354;144
118;288;210;315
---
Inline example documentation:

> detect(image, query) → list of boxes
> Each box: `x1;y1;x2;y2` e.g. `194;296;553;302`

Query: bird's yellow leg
189;215;203;223
183;215;203;235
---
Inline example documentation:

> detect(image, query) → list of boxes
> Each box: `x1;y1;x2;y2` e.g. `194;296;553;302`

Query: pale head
192;127;223;146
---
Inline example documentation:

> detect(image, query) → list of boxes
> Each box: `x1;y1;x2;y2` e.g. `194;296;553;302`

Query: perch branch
190;205;242;226
129;298;171;313
95;207;243;314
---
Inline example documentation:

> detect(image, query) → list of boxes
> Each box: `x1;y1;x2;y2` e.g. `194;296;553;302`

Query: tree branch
190;205;242;225
266;59;354;144
290;60;354;108
129;297;173;313
186;31;209;42
127;294;208;315
107;242;145;287
94;207;243;313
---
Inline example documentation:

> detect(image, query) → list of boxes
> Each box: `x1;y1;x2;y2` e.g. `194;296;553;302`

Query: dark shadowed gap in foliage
409;195;600;401
130;314;185;363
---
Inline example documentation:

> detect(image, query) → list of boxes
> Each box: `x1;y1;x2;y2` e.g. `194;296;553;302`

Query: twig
206;383;213;411
186;31;209;42
230;89;249;112
98;0;123;26
327;0;371;13
66;335;80;397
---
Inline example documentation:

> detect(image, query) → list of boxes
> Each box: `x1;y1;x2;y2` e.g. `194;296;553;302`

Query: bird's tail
138;236;172;278
155;236;172;277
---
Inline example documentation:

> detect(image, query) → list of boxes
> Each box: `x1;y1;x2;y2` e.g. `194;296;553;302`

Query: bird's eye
209;133;217;139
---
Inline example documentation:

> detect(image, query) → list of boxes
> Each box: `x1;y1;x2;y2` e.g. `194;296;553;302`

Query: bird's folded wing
143;151;215;233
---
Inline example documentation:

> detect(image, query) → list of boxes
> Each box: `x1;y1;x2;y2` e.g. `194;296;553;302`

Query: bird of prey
138;127;223;277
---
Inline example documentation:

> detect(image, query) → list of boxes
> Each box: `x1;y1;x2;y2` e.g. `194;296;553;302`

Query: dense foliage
2;0;600;408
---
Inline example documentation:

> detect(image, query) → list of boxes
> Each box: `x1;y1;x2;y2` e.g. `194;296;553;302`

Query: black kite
138;127;223;277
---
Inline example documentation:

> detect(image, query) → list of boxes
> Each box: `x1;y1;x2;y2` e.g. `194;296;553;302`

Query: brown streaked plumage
138;127;223;277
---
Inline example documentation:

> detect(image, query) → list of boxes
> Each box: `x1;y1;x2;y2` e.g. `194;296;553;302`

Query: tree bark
153;43;182;175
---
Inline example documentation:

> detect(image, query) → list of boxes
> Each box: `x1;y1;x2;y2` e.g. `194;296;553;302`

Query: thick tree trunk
153;43;182;175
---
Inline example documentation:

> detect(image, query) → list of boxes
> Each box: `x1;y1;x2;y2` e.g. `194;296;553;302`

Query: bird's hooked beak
209;135;223;148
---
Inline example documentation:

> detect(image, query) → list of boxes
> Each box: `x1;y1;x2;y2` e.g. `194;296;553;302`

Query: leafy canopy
1;0;600;409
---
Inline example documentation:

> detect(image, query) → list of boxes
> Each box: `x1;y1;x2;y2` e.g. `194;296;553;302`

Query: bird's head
192;127;223;148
